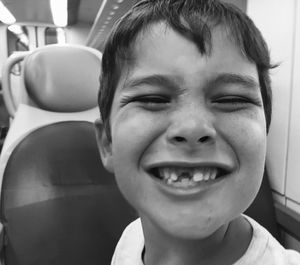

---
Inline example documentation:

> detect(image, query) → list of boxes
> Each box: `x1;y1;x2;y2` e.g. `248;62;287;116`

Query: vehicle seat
0;121;136;265
0;44;137;265
0;44;102;182
245;169;281;242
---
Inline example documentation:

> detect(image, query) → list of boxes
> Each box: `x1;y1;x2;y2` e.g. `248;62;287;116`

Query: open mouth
148;166;229;188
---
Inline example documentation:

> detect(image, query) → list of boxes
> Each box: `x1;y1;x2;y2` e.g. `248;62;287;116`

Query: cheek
220;111;267;164
109;110;166;197
110;108;168;154
226;116;267;205
111;110;161;155
238;119;267;166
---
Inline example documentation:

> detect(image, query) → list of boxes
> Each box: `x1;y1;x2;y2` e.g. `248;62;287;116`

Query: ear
94;118;114;173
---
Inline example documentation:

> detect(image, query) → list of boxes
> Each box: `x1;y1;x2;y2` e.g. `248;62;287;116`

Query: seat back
245;169;281;242
0;44;101;191
0;43;137;265
0;121;137;265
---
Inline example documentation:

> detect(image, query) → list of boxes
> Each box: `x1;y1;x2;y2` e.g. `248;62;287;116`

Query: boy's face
96;23;266;239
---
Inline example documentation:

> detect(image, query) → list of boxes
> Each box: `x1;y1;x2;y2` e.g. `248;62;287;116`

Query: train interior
0;0;299;264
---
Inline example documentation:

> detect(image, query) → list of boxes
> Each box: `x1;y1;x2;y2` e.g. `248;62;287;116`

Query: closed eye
133;95;170;104
215;96;253;104
212;96;262;110
120;95;171;110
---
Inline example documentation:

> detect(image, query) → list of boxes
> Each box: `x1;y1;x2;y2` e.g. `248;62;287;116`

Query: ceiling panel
2;0;53;25
77;0;103;24
1;0;98;26
86;0;136;50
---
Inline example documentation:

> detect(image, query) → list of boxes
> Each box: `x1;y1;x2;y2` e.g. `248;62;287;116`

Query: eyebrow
122;73;259;92
122;74;182;92
205;73;260;91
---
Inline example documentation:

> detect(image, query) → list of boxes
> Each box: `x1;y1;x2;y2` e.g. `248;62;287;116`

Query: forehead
123;22;258;82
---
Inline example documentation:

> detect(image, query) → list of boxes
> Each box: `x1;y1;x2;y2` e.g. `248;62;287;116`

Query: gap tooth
181;178;190;184
177;168;186;175
173;181;181;187
159;167;219;184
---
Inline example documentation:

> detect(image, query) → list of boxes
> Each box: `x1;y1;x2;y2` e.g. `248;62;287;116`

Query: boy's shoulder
237;215;300;265
111;216;300;265
111;218;144;265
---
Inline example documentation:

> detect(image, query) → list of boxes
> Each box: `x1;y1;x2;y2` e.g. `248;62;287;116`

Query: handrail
1;51;30;118
0;222;3;265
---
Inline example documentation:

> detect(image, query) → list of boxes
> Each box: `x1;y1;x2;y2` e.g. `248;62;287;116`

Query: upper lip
145;161;235;173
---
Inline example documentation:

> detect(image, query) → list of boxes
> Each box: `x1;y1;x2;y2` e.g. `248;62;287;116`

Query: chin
143;212;229;241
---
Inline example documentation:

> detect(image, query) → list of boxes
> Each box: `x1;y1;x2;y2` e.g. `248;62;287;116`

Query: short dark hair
99;0;274;141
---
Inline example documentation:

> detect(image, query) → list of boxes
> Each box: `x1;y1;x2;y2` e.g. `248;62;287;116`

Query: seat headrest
23;45;102;112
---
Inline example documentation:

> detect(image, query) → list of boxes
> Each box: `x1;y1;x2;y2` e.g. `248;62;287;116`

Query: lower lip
150;173;228;198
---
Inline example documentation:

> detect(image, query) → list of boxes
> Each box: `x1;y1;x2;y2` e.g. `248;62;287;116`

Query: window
45;27;66;44
6;25;29;75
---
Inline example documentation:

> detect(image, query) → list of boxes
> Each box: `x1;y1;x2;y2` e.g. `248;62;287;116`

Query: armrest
275;202;300;241
2;51;29;118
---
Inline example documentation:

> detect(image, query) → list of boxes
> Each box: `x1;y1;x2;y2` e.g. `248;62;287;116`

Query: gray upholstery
0;121;137;265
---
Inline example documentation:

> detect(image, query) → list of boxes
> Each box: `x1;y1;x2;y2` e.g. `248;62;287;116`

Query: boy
95;0;300;264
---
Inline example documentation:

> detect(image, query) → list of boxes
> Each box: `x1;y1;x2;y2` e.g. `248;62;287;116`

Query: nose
166;108;216;148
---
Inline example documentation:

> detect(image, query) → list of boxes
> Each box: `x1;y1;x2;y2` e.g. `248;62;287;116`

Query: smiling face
96;22;267;240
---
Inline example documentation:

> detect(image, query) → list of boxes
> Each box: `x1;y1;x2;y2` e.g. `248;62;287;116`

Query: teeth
167;178;173;184
170;172;178;181
203;171;210;181
193;171;204;182
159;168;169;180
210;170;217;180
157;167;219;185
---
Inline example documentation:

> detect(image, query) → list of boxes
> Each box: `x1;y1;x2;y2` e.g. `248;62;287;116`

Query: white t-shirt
111;215;300;265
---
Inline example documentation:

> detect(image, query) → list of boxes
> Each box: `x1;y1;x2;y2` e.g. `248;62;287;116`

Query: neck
142;216;252;265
